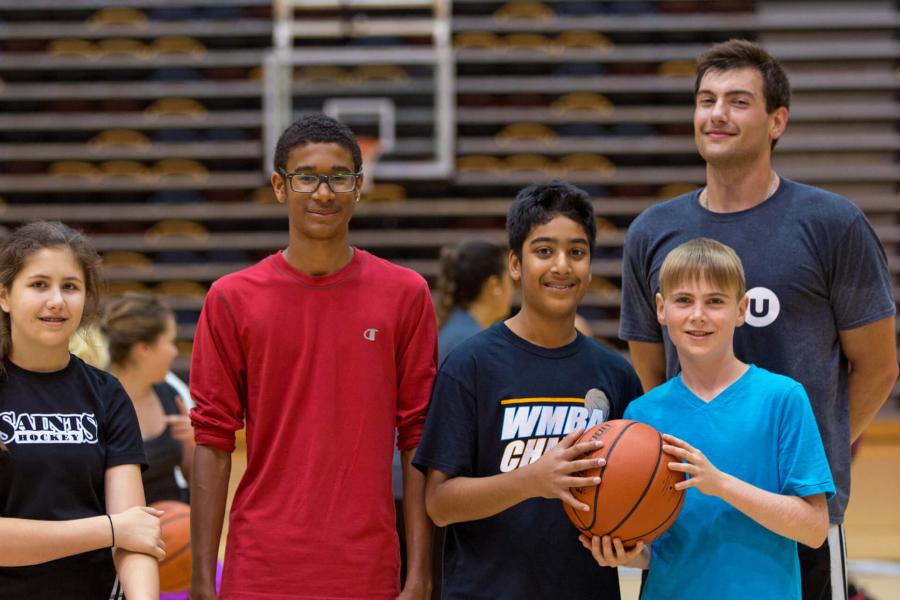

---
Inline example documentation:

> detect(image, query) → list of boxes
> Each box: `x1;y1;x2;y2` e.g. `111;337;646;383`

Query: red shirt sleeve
189;284;247;453
394;278;438;451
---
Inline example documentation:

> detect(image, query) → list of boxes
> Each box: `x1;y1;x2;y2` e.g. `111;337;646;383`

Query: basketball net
358;137;381;195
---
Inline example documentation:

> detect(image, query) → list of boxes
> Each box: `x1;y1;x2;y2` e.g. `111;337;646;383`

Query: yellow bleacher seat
49;161;102;179
145;220;209;241
555;31;613;52
493;1;555;23
102;251;152;269
105;280;151;295
155;280;208;298
96;38;151;58
496;122;558;147
558;153;616;176
293;65;353;82
362;183;407;203
48;39;98;57
588;277;619;294
355;64;410;83
658;60;696;77
145;97;207;118
658;183;698;198
153;159;209;181
87;7;147;27
152;36;206;57
503;33;554;52
252;186;278;204
100;160;152;179
454;31;503;50
456;155;505;172
175;340;194;356
89;129;151;148
550;92;614;115
506;154;554;173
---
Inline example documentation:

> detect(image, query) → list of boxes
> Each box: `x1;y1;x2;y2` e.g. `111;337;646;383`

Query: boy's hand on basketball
662;434;725;497
526;428;605;512
579;534;646;568
111;506;166;560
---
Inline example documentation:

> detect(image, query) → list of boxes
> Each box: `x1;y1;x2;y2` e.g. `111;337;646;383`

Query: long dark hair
0;221;103;454
435;240;507;329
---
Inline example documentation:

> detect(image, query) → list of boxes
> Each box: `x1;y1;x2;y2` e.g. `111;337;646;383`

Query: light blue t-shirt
619;178;895;523
624;365;834;600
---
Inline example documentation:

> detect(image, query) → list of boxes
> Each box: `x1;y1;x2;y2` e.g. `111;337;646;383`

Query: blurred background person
434;239;513;363
102;293;194;505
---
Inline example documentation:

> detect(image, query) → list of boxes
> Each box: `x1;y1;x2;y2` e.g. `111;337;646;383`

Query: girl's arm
663;434;829;548
106;464;161;600
0;507;163;567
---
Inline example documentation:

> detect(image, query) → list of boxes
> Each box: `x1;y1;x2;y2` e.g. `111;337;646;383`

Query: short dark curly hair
506;181;596;260
273;114;362;173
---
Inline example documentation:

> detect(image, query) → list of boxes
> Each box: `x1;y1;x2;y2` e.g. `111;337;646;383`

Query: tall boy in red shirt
189;115;437;600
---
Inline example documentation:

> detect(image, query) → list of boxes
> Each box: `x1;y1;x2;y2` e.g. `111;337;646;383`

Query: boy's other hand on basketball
526;428;605;512
662;434;725;497
111;506;166;560
579;534;646;568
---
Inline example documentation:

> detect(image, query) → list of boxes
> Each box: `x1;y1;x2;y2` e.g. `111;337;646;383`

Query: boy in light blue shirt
584;238;834;599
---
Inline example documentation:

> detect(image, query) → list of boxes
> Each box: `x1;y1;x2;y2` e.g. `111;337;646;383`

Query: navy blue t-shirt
414;323;643;600
619;178;896;523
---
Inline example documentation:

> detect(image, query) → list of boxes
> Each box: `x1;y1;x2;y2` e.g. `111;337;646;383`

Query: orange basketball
152;500;192;592
564;420;685;547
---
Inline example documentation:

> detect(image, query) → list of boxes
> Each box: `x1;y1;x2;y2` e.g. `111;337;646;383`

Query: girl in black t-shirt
103;293;195;505
0;221;164;599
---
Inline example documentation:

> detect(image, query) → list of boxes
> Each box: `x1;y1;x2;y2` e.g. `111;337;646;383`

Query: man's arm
106;464;160;600
190;444;232;600
398;448;432;600
840;316;899;442
627;341;667;392
425;430;604;527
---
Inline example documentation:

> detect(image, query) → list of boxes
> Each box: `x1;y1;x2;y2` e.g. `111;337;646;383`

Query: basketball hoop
357;137;381;194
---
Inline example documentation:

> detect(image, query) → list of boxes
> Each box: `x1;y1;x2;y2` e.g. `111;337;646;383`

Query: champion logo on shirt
497;389;609;472
0;411;99;445
363;328;379;341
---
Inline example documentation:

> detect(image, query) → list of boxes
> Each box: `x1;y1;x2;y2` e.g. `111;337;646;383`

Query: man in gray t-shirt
619;40;897;600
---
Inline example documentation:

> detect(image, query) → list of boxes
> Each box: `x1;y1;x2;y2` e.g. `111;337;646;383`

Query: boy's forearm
190;444;231;596
427;468;535;527
400;449;433;593
716;473;828;548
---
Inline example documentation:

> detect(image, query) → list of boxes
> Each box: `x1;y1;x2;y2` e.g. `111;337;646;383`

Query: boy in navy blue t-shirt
413;182;643;600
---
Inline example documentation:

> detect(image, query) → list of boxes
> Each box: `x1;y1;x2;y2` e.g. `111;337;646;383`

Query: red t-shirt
190;249;437;599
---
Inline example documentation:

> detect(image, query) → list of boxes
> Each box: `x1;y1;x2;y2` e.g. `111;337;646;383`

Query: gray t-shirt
619;178;896;523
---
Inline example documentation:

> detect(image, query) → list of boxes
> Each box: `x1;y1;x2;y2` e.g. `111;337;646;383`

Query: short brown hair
695;39;790;114
659;238;745;300
101;292;174;366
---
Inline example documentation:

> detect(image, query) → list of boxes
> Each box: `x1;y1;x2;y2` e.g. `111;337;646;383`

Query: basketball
152;500;192;593
563;420;685;547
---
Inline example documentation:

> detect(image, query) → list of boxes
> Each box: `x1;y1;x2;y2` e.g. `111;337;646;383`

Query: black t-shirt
0;356;147;599
142;382;188;505
414;323;643;600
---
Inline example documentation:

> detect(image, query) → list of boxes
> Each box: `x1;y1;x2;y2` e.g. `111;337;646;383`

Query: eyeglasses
279;169;361;194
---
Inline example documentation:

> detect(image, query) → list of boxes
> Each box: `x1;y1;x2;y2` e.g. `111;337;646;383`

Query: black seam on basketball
620;484;685;545
604;429;663;537
581;421;639;532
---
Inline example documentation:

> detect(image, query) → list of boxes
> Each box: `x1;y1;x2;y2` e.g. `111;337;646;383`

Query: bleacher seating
0;0;897;401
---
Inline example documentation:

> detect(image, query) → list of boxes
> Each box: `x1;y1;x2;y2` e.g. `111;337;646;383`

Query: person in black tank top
103;293;194;504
